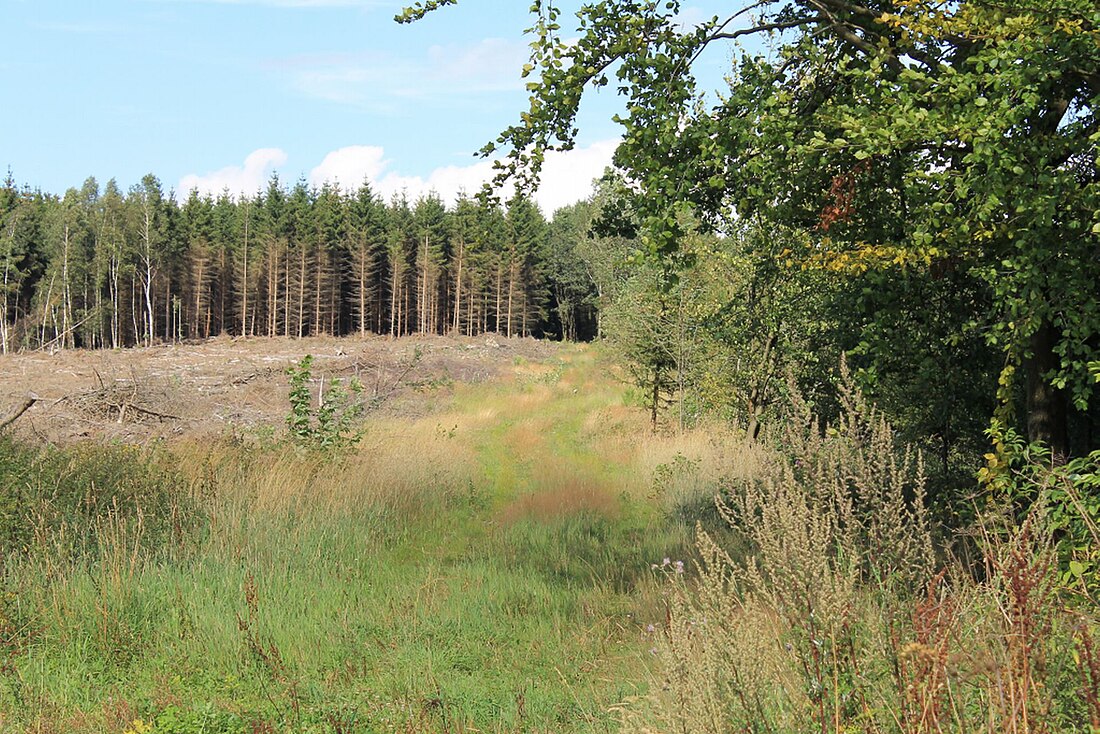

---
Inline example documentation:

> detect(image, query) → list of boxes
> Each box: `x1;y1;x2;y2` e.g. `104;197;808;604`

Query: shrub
625;369;1100;733
979;422;1100;604
285;355;364;452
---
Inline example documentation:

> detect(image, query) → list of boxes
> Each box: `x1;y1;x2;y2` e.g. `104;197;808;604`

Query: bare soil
0;334;562;444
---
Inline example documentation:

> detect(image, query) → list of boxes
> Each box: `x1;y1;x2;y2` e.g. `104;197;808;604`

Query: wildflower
673;560;685;574
646;623;656;633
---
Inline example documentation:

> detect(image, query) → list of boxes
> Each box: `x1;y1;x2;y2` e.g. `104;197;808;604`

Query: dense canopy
402;0;1100;457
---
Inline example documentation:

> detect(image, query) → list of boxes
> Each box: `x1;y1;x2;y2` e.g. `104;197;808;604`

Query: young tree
346;180;387;335
413;193;449;335
503;195;548;337
212;189;242;336
258;174;288;338
95;179;131;348
312;182;345;336
545;201;599;341
181;189;216;339
128;174;169;346
38;188;91;349
385;193;415;336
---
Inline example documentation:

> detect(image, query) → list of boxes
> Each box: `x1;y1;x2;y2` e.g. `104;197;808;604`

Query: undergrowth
0;436;198;563
624;367;1100;734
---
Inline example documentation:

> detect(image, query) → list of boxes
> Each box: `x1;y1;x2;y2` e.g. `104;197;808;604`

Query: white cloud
181;139;618;214
308;145;388;188
307;140;618;214
178;148;288;197
536;140;619;214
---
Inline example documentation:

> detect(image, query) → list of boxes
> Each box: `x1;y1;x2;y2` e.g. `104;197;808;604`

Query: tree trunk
505;260;515;338
241;207;250;336
61;224;72;348
494;265;502;333
453;238;464;334
389;260;399;337
1026;319;1068;460
297;246;306;338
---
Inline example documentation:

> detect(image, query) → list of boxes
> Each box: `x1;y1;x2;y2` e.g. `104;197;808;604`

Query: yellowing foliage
785;242;947;273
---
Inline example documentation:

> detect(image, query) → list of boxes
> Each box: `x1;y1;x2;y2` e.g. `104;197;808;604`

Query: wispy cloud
147;0;397;7
179;140;618;214
275;38;528;111
31;20;132;34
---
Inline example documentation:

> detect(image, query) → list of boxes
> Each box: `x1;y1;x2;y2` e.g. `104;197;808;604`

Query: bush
980;422;1100;604
285;355;364;452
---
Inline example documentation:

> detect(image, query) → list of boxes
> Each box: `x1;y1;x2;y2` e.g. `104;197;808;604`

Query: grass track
3;343;740;733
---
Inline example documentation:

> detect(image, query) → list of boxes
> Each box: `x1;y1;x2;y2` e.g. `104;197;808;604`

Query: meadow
1;340;1096;733
0;342;764;733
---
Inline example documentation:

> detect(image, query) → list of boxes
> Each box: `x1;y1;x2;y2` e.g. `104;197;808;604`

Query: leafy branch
285;355;365;452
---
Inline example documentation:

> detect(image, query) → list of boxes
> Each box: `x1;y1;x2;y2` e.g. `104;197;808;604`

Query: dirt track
0;334;561;444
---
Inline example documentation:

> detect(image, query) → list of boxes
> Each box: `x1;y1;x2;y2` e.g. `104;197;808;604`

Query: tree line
0;171;601;352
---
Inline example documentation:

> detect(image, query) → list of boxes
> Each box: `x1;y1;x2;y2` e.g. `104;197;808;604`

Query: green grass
0;344;710;733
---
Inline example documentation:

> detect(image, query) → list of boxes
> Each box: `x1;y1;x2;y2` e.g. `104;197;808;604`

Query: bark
452;239;463;334
1026;319;1068;461
0;394;37;432
240;209;250;336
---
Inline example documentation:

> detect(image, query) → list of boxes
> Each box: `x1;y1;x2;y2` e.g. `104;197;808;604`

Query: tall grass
0;350;712;733
623;371;1100;734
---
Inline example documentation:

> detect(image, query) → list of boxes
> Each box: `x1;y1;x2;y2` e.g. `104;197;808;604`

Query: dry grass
497;471;621;526
505;418;555;457
612;421;770;505
633;425;766;482
178;419;479;521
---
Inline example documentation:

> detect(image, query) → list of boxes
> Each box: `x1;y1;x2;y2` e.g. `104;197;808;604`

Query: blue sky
2;0;735;213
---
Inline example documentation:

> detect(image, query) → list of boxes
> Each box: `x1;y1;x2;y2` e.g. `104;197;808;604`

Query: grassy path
5;343;702;734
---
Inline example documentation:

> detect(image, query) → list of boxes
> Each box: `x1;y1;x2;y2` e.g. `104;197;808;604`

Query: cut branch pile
58;370;183;425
